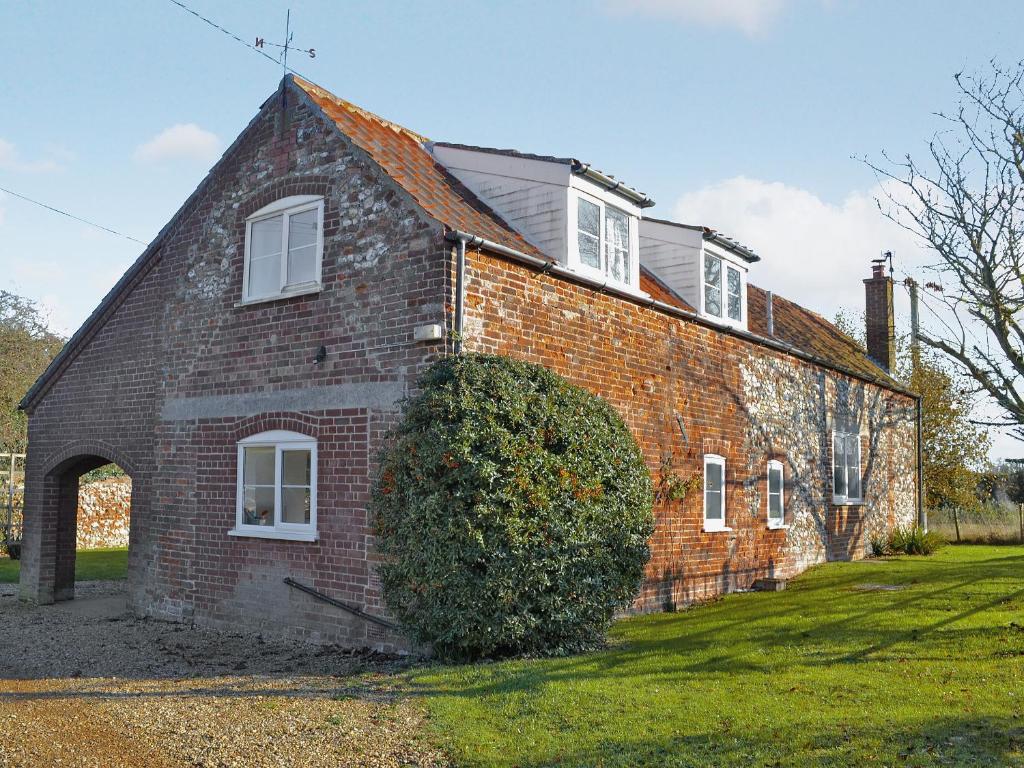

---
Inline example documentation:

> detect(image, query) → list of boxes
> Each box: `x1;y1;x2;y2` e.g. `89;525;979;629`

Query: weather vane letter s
255;9;316;76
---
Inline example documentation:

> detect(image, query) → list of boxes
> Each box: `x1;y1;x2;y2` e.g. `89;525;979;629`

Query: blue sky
2;0;1022;456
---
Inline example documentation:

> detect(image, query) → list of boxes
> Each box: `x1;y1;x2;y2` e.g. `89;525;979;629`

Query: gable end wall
21;87;451;648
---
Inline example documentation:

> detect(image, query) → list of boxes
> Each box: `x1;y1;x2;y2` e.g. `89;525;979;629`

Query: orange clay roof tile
292;76;546;259
296;76;901;391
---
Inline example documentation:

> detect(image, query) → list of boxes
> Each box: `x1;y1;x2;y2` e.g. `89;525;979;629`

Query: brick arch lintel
42;439;138;478
237;177;333;221
230;412;323;443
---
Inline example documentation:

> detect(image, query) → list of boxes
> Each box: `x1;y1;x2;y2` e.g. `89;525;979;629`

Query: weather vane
256;9;316;76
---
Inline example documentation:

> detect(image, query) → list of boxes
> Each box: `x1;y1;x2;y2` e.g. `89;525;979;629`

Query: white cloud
0;138;62;173
671;175;927;320
134;123;222;165
671;175;1024;458
605;0;789;36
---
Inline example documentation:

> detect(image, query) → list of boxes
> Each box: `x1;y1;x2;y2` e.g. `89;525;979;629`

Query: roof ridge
290;75;429;145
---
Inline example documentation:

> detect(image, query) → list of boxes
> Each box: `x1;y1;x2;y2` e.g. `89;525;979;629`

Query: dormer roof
431;142;656;209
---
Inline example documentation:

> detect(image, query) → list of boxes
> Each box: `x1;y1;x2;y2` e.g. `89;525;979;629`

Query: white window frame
766;459;787;529
570;190;637;289
701;249;746;329
703;454;730;532
725;264;743;322
831;428;863;505
231;430;318;542
242;195;325;304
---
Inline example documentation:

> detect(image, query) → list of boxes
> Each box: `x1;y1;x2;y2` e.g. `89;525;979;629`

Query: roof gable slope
747;284;900;388
290;77;545;259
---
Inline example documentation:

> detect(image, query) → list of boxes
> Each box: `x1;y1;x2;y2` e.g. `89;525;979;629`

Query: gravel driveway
0;582;447;767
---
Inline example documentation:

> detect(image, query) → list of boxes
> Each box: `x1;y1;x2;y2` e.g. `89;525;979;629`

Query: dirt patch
0;583;447;767
851;583;908;592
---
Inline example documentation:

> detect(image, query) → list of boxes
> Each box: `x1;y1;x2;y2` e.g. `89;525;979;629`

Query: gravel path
0;582;448;767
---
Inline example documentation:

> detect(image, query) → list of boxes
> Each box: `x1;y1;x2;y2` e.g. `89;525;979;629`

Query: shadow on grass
407;550;1024;701
501;715;1024;768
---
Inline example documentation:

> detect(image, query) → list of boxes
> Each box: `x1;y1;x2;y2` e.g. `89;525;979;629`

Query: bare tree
867;60;1024;441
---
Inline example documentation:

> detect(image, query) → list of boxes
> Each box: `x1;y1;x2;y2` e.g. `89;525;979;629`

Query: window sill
767;523;790;530
228;527;319;542
235;284;322;308
703;525;733;533
832;498;866;507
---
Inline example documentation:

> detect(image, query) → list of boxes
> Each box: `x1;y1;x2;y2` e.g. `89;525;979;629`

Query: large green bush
371;354;654;660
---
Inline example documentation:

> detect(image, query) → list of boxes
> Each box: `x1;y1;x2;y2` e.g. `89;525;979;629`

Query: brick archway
19;443;136;605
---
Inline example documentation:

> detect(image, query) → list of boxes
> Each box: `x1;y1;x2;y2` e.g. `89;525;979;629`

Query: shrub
371;354;654;660
887;525;945;556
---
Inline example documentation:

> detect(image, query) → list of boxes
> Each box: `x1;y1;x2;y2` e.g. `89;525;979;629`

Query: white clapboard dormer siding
638;217;760;331
428;143;653;296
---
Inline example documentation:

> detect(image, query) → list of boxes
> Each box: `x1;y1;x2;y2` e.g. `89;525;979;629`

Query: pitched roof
643;216;761;263
637;269;899;389
20;76;906;411
430;142;655;208
291;77;546;259
746;284;900;387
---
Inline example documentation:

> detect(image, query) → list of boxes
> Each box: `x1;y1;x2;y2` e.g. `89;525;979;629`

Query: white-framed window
574;193;633;285
767;460;785;528
231;430;318;541
702;253;744;323
832;427;862;504
703;454;728;531
243;195;325;302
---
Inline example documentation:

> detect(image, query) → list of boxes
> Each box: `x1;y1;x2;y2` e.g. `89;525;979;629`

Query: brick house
18;76;921;647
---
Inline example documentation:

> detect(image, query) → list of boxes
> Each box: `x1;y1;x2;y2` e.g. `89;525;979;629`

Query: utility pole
907;277;921;377
903;272;926;531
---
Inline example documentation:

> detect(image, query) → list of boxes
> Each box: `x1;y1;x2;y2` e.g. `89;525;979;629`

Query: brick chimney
864;262;896;372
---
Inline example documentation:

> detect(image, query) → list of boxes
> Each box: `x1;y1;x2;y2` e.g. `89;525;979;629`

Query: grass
409;546;1024;767
0;547;128;583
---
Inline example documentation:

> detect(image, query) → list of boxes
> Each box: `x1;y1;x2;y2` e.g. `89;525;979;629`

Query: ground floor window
832;428;862;504
231;430;317;541
767;459;785;528
703;454;727;531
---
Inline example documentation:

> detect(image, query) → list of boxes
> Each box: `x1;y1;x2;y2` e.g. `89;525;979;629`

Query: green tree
0;291;64;452
834;309;989;525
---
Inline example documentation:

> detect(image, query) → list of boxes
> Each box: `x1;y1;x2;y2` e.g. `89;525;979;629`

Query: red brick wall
459;246;918;611
21;83;447;648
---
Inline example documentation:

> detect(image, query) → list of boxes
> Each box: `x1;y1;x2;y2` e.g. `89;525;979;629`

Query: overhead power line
0;185;149;246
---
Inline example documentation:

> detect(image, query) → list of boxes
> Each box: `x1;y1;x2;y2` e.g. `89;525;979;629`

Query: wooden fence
1;452;25;549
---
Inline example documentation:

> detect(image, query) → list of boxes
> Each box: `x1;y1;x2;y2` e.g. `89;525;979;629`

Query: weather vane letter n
256;9;317;79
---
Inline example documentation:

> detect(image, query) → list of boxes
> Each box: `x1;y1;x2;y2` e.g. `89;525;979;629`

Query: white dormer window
575;194;633;285
243;195;324;303
702;252;745;325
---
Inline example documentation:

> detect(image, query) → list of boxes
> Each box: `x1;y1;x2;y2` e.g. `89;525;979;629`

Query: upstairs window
767;460;785;528
232;430;318;541
703;454;728;531
575;195;633;285
703;254;743;323
243;196;324;302
832;425;862;504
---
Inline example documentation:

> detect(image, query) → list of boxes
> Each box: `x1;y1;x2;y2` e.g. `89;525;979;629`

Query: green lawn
0;547;128;583
410;545;1024;767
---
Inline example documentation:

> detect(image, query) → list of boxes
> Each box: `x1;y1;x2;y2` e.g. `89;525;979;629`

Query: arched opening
21;450;134;604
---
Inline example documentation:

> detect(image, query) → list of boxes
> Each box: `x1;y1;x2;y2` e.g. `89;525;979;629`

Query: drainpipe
454;235;468;355
917;395;926;530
